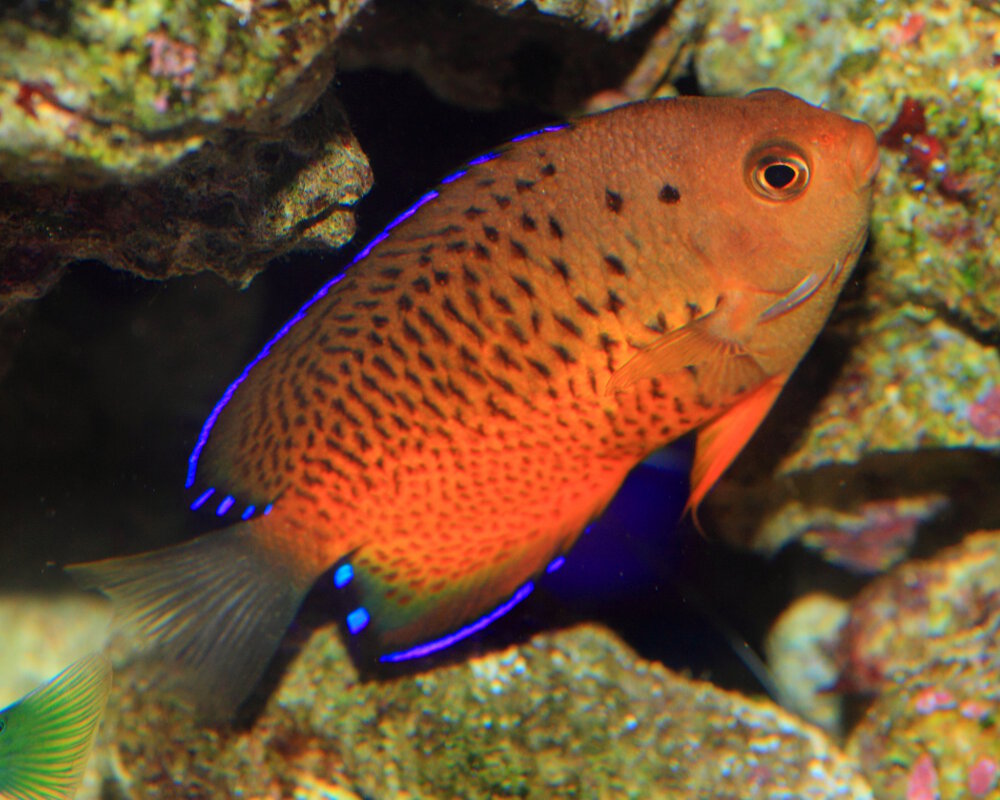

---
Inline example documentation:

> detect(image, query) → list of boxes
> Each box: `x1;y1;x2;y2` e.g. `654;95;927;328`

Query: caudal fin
67;523;319;718
0;654;111;800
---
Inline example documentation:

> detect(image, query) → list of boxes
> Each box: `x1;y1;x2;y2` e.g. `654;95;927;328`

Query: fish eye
746;144;810;201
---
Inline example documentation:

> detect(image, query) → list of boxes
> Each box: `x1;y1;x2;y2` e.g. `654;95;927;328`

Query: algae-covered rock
765;593;850;737
477;0;672;39
0;1;373;307
94;624;872;799
836;531;1000;695
0;92;372;306
847;614;1000;800
0;0;370;184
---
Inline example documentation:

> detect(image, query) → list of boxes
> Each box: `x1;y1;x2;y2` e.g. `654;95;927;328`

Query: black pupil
764;163;797;189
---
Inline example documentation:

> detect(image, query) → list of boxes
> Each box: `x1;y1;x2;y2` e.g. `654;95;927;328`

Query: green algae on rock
94;624;872;799
0;0;371;184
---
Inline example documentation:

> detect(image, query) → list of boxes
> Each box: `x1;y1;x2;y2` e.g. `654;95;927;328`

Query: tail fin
67;522;319;718
0;654;111;800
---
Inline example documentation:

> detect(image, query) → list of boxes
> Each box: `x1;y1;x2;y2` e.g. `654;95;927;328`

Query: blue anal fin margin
331;553;570;666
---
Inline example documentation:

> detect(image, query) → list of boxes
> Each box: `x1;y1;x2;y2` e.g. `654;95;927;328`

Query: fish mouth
851;123;881;187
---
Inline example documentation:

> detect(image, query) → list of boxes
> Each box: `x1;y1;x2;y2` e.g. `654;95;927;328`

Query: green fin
0;654;111;800
67;521;319;718
605;311;767;398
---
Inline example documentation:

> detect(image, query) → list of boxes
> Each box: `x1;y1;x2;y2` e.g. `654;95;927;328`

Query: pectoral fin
606;311;767;398
686;374;787;522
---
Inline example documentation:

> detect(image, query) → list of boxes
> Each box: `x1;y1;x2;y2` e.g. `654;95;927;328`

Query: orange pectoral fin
605;311;768;398
685;374;787;525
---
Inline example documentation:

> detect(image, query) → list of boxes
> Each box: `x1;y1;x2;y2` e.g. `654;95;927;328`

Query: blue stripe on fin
380;582;535;663
190;488;215;511
466;151;500;167
509;123;570;143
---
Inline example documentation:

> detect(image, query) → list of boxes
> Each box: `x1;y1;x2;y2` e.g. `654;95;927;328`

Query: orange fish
70;89;878;714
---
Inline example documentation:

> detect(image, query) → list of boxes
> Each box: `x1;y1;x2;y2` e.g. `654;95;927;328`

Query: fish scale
69;89;879;715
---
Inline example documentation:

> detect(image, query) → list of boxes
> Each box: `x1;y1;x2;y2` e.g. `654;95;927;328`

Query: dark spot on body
474;243;491;261
554;314;583;338
551;343;576;365
398;293;413;312
419;351;436;371
548;216;563;239
531;310;542;334
515;179;535;193
659;184;681;204
494;344;522;371
512;275;535;297
686;301;702;319
604;254;627;277
549;257;570;282
492;194;511;209
490;290;514;315
505;319;528;345
526;358;551;378
464;206;487;219
575;296;599;317
380;267;402;279
606;290;625;315
509;239;528;259
412;276;431;294
483;225;500;242
445;241;466;253
540;163;556;177
402;320;424;345
462;264;480;285
434;270;450;285
605;189;623;213
520;213;537;231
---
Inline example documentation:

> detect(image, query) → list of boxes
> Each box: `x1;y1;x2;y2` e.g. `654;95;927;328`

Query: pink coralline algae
907;753;940;800
913;688;955;714
969;756;998;797
969;387;1000;438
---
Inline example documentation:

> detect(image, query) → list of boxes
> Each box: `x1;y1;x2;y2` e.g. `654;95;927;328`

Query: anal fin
335;533;574;666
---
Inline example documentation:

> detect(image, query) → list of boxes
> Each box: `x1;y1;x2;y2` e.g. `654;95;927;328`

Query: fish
0;655;112;800
69;89;879;715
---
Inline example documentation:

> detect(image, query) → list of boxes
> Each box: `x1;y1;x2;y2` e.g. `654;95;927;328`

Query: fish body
71;89;878;714
0;655;111;800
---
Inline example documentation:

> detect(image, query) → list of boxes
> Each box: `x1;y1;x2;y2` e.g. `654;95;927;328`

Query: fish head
671;89;878;369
